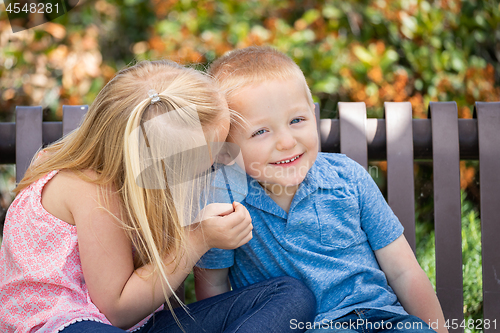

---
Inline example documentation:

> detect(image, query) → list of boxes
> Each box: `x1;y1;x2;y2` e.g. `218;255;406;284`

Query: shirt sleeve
353;162;404;251
196;248;235;269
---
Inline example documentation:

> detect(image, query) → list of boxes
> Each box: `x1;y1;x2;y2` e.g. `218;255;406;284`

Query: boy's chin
259;177;305;190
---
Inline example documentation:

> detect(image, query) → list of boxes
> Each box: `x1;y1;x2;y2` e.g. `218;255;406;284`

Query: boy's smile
228;78;319;201
270;153;303;165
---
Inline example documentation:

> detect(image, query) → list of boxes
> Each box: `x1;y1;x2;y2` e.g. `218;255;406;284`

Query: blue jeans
304;309;436;333
61;276;315;333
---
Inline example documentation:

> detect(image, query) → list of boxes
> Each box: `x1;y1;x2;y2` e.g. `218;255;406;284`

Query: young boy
195;46;447;333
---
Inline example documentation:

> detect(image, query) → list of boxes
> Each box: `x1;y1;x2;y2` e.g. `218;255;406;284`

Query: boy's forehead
228;78;313;120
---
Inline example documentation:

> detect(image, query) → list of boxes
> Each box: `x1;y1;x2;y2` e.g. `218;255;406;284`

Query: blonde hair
15;60;227;316
208;46;314;107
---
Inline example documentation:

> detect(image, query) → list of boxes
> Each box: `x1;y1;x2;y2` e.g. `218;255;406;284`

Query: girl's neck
260;183;298;213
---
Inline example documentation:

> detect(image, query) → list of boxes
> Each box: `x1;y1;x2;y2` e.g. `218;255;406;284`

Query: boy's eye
290;118;304;124
251;129;267;137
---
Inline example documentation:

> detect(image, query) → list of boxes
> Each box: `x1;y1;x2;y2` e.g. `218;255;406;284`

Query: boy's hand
193;202;253;250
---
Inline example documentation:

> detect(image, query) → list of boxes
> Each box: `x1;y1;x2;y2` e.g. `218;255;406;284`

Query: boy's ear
213;142;240;166
311;103;317;121
216;150;236;166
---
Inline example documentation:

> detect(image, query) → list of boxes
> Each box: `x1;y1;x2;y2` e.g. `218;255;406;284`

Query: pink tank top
0;171;158;332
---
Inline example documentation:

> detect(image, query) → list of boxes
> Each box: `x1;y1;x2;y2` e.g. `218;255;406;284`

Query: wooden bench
1;102;499;332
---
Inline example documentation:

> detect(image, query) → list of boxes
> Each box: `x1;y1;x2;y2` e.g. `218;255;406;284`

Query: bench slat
15;106;43;183
338;102;368;169
63;105;88;136
429;102;464;331
475;102;500;331
384;102;416;253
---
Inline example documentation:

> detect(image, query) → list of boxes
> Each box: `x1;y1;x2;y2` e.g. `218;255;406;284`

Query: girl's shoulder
41;169;103;226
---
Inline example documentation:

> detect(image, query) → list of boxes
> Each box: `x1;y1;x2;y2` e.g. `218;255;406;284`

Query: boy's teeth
276;155;299;164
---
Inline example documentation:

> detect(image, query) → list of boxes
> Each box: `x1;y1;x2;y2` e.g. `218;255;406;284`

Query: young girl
0;60;315;333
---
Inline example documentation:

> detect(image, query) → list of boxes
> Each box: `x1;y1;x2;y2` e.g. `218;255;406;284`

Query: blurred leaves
1;0;499;121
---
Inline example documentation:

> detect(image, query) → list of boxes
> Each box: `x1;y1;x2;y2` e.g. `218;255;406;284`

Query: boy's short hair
208;46;314;107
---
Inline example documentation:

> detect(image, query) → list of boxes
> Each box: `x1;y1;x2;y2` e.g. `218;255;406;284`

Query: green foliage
461;193;483;325
184;272;196;304
415;218;436;288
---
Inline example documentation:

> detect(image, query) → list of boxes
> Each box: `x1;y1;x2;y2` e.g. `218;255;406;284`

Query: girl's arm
194;267;231;301
66;173;252;329
375;235;448;333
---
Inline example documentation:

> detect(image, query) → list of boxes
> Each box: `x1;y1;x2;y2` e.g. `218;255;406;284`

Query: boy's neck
260;183;299;213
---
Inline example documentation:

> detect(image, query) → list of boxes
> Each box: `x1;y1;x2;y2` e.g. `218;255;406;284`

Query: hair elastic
148;89;160;104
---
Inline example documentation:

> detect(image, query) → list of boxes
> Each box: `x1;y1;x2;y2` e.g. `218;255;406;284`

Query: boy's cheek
246;162;263;178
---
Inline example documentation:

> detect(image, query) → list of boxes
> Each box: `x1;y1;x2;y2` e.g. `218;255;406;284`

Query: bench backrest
6;102;500;331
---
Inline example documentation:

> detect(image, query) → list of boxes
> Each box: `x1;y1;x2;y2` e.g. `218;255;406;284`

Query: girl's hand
193;202;253;250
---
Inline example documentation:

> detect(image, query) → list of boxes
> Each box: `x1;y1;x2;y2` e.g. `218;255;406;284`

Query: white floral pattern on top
0;171;158;332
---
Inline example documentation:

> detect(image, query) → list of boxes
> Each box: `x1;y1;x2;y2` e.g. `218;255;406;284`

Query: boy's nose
276;132;297;151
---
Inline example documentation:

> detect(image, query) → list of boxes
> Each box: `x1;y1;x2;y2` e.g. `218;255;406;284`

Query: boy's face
228;78;318;192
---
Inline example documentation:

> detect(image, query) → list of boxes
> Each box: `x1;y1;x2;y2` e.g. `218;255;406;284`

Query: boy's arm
194;267;231;301
375;234;448;333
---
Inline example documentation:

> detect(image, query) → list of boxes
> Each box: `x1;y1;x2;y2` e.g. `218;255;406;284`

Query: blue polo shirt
198;153;407;322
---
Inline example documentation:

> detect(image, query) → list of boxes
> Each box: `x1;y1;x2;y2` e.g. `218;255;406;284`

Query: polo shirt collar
289;155;341;211
244;175;288;219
